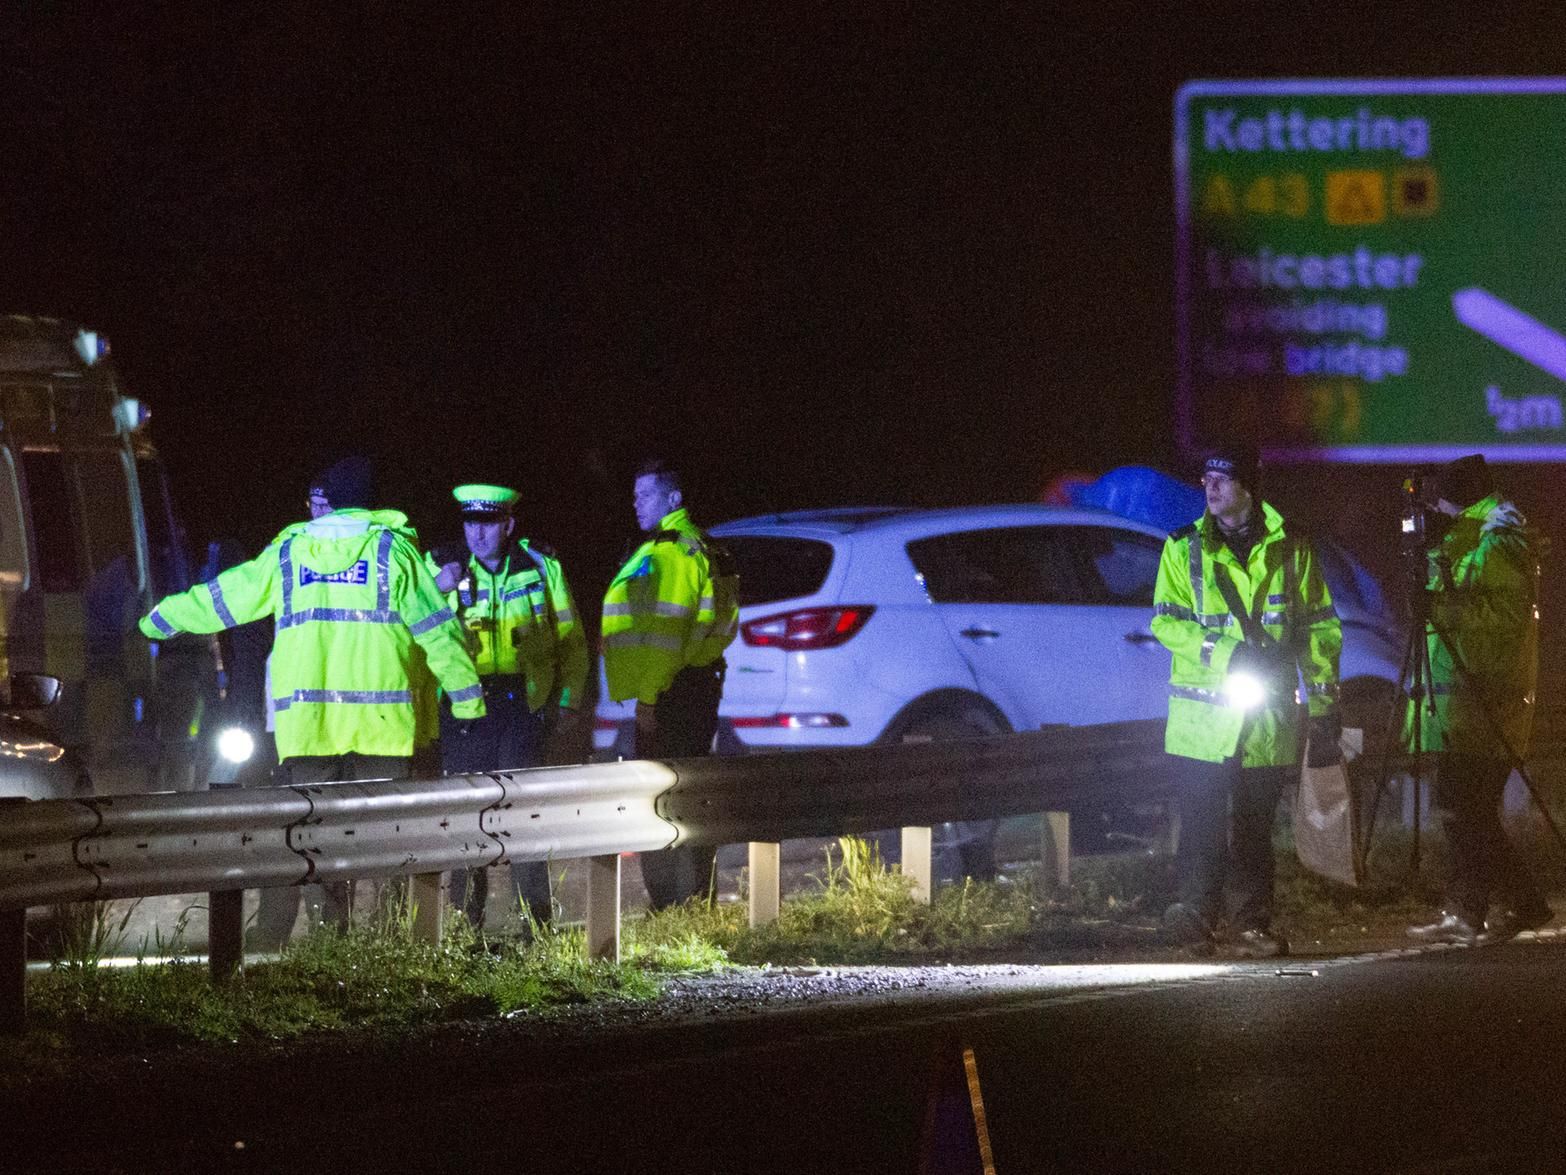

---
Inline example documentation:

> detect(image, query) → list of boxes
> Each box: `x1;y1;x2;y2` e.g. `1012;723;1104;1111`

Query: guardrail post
585;854;620;962
0;906;22;1034
902;826;932;904
207;782;243;981
748;842;780;927
1161;807;1181;856
411;872;444;945
208;889;244;982
1040;811;1070;890
0;797;24;1032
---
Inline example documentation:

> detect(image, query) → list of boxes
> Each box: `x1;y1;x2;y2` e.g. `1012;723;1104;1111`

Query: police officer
1152;444;1342;957
602;458;739;909
1406;455;1551;945
431;483;589;930
139;456;484;935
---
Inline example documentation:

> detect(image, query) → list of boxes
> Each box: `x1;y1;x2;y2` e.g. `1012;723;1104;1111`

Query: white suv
594;501;1403;757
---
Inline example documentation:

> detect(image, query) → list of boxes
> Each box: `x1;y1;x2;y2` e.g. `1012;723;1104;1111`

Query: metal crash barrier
0;719;1168;1031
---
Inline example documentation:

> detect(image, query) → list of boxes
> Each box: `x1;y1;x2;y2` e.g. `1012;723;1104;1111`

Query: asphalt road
9;933;1566;1173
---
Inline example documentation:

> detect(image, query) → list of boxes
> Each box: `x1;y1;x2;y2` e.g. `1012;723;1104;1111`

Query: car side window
907;527;1080;604
1068;527;1163;606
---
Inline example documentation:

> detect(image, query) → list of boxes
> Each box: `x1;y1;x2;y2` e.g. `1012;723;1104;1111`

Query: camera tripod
1360;594;1566;879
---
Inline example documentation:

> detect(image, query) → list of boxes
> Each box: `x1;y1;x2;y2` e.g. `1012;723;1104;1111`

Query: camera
1399;469;1452;555
1400;471;1434;554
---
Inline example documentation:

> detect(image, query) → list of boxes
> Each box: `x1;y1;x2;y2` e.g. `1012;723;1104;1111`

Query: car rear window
720;536;835;607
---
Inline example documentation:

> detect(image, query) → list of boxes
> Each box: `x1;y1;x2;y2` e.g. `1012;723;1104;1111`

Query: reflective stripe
148;608;177;637
1188;534;1204;616
447;683;483;704
1303;606;1337;624
554;608;575;624
602;602;633;618
1267;593;1286;605
1199;632;1221;667
1260;611;1287;625
1170;684;1224;705
273;688;414;711
207;579;238;628
278;607;402;630
502;584;544;602
375;530;393;612
1305;681;1340;698
279;538;296;622
603;631;683;652
654;601;694;617
1154;602;1195;622
409;606;456;636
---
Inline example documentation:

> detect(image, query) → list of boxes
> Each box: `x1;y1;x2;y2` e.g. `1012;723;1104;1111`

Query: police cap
453;483;519;521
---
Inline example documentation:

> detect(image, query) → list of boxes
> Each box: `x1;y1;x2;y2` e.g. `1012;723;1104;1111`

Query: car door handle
960;627;1000;640
1123;630;1160;645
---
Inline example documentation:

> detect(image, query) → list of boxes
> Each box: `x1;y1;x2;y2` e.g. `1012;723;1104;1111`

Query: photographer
1152;443;1342;957
1406;455;1552;945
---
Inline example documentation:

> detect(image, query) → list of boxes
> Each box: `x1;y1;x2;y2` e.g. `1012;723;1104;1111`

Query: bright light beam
1453;287;1566;384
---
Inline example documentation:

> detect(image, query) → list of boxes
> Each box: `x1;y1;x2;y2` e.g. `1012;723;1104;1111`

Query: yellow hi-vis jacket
1406;493;1539;760
425;540;589;713
1151;502;1341;766
141;509;484;760
602;507;739;705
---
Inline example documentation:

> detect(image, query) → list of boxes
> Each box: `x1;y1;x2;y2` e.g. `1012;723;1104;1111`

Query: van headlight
1223;671;1268;711
216;726;256;764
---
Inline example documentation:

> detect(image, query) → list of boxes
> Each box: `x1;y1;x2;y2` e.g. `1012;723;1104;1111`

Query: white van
0;315;216;796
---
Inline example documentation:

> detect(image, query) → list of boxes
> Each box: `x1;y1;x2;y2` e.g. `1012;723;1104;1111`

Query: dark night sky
3;4;1562;583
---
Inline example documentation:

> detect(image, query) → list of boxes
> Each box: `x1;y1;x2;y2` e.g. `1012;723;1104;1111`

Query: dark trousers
1175;756;1291;932
441;676;552;930
636;661;724;910
1435;752;1544;926
249;752;412;949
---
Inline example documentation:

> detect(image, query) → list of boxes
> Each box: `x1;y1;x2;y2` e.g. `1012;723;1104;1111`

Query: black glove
1306;709;1343;768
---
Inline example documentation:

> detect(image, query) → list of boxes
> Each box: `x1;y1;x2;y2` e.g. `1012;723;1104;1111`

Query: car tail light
729;713;850;729
740;606;874;650
594;718;622;732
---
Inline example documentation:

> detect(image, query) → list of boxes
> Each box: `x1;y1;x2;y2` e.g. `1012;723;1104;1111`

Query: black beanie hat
1432;453;1491;509
1203;442;1261;499
309;455;375;511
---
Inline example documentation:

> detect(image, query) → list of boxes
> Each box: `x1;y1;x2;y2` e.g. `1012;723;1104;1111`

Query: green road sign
1175;78;1566;463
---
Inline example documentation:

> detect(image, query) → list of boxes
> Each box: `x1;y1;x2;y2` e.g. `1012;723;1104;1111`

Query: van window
0;450;27;591
722;536;834;607
1068;527;1164;606
76;452;141;589
136;458;185;595
907;527;1081;604
22;450;83;593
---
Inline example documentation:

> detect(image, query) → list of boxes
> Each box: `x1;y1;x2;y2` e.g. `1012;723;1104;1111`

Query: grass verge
1;900;659;1086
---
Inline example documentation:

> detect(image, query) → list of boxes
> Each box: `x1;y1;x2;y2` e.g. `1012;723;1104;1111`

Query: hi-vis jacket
1151;502;1341;766
141;509;483;760
602;507;739;705
1407;493;1539;760
426;539;589;713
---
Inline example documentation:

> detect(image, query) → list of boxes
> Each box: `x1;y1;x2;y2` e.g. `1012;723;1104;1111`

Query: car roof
711;503;1170;539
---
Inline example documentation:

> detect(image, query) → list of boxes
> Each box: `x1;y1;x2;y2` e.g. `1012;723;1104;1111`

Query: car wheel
896;707;1003;745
